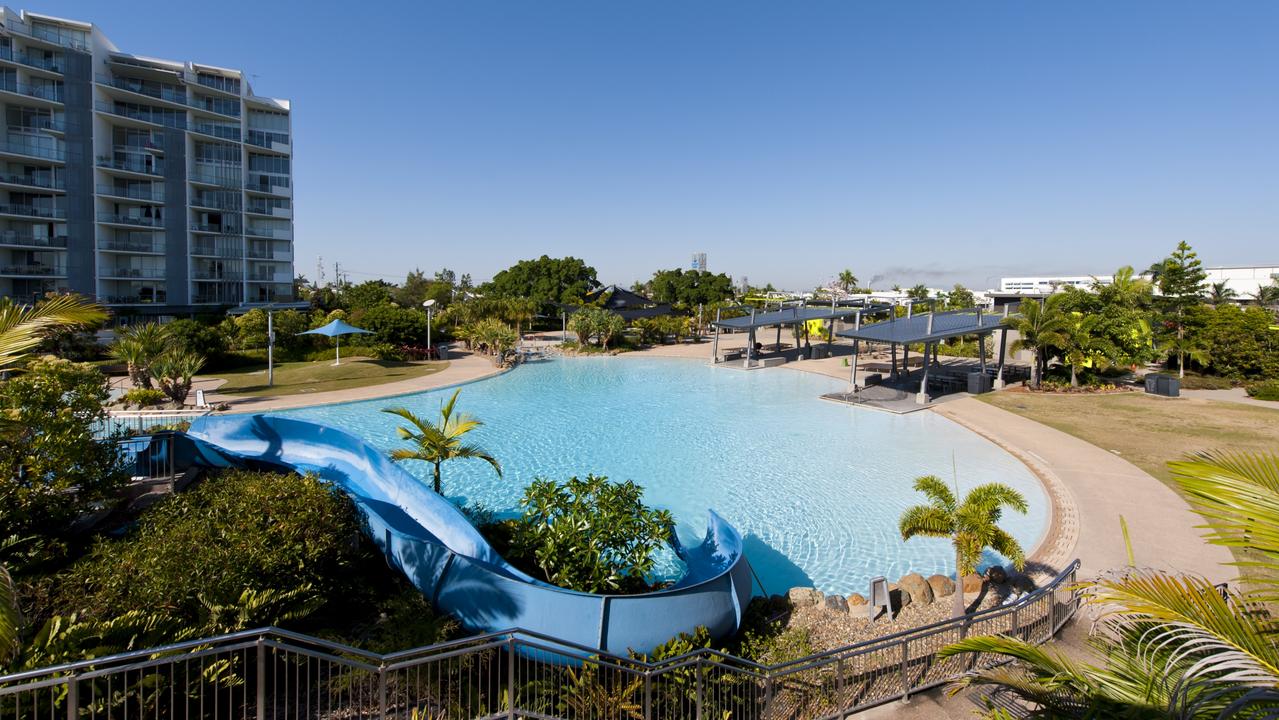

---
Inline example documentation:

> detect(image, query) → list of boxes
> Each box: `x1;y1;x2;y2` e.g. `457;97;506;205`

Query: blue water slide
180;414;755;655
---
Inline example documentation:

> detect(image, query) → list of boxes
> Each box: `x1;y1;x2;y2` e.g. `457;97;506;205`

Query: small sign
869;576;890;621
195;389;207;408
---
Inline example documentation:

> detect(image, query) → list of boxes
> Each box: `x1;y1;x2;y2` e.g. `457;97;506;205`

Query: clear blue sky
38;1;1279;290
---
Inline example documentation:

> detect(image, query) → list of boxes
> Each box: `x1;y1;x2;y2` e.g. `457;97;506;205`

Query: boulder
962;573;984;593
846;593;868;607
823;594;849;614
888;583;911;610
897;573;934;606
927;574;956;598
787;587;823;608
986;565;1009;585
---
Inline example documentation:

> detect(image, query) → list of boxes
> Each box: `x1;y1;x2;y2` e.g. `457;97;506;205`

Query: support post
507;637;516;719
65;673;78;720
979;332;987;375
711;310;721;362
890;342;898;381
995;327;1008;389
266;310;274;387
256;637;266;720
916;343;931;404
902;344;910;381
849;340;860;389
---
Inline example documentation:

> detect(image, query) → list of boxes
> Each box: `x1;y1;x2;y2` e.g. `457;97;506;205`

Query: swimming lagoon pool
277;356;1048;597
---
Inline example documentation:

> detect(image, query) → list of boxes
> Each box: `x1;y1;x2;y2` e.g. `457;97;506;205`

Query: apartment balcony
0;79;64;104
190;122;240;143
95;74;189;109
0;203;65;220
190;223;240;235
194;75;240;96
244;131;290;154
0;232;66;250
0;264;65;277
0;138;65;162
245;175;291;196
4;20;90;51
104;292;168;305
0;46;64;74
189;169;241;188
247;247;292;261
93;101;187;130
99;238;164;254
98;211;164;228
96;184;164;203
245;201;290;218
244;226;291;240
190;196;241;212
192;270;243;281
189;97;240;120
97;153;164;178
100;267;166;280
190;241;242;258
0;172;64;191
247;272;292;284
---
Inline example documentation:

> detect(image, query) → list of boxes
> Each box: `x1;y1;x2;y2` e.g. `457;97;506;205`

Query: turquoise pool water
276;357;1048;597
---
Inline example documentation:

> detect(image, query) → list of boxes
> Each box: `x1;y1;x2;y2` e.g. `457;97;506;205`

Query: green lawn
210;357;448;397
980;390;1279;483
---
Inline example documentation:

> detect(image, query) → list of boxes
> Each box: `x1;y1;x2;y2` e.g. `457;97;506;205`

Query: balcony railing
101;267;166;279
96;154;164;176
104;293;167;305
190;223;240;234
94;101;187;130
191;196;241;212
0;46;64;73
95;74;188;106
195;74;240;95
244;130;289;149
0;264;64;276
247;248;291;260
190;241;242;257
0;232;66;249
0;203;64;219
0;172;63;190
244;226;291;240
190;122;240;142
245;176;290;194
97;212;162;227
0;78;64;102
96;184;164;202
192;270;243;281
190;96;240;118
6;21;90;51
99;238;163;254
1;138;65;161
245;200;288;215
189;169;241;187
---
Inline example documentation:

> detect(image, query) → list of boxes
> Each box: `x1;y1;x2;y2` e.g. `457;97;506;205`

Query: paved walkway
1181;386;1278;410
202;351;506;412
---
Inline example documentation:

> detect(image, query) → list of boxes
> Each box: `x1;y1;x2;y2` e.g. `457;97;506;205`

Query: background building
690;252;707;271
998;275;1108;294
1201;265;1279;298
0;8;293;314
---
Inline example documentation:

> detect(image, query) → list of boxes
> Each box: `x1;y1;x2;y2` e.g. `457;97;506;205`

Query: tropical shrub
150;348;205;406
109;322;168;389
56;470;366;634
120;387;166;407
1246;379;1279;401
383;390;501;494
356;303;430;347
511;475;674;594
163;318;228;360
0;358;129;541
568;306;625;349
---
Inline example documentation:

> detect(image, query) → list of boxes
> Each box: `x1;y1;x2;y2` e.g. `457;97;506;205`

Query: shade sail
836;309;1008;344
298;319;373;337
711;304;892;331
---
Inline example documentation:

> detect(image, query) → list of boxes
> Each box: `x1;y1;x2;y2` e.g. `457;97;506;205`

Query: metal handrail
0;559;1081;717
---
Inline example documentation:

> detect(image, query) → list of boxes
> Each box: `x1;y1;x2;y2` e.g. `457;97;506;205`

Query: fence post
764;675;774;713
900;639;910;702
1048;589;1057;639
506;637;516;719
644;671;652;720
65;672;77;720
255;637;266;720
695;658;704;719
378;663;387;720
1012;604;1021;640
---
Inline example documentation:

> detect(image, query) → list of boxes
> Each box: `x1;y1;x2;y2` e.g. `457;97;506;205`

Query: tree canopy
643;269;735;307
484;256;598;310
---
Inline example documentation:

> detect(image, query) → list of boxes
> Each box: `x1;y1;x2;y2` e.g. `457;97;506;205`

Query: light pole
267;309;275;386
422;298;437;357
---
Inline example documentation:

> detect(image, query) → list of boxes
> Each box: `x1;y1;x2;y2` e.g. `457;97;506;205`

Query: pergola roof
836;309;1009;344
564;285;673;321
711;304;892;331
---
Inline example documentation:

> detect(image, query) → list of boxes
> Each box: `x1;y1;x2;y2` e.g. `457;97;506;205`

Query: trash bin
1144;374;1160;394
1157;374;1180;397
437;344;450;361
968;372;993;394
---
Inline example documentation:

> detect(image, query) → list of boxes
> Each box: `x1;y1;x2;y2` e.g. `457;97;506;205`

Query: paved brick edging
929;405;1080;579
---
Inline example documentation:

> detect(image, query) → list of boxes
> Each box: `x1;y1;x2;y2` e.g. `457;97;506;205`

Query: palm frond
0;562;21;666
912;474;956;512
899;505;953;540
0;295;107;370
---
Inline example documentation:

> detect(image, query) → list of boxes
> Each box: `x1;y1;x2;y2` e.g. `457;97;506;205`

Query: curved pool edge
180;413;755;655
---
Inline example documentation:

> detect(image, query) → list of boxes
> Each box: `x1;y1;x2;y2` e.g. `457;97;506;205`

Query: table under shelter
708;302;892;367
836;306;1015;404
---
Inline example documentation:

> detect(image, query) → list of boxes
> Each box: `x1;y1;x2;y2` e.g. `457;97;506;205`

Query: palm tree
1252;283;1279;309
1163;333;1209;379
151;348;206;406
382;389;502;494
838;269;858;294
899;475;1028;618
503;297;539;339
1060;313;1113;388
0;294;107;372
938;452;1279;716
110;322;169;390
1004;298;1068;388
1205;281;1237;308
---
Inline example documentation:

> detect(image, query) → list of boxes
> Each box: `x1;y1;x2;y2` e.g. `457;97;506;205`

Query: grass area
980;390;1279;483
210;357;448;397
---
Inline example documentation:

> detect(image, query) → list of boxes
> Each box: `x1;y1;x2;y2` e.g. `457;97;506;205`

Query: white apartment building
998;275;1109;294
0;8;293;314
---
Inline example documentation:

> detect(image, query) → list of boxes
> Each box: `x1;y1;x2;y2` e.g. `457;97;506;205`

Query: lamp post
267;309;274;386
423;298;437;357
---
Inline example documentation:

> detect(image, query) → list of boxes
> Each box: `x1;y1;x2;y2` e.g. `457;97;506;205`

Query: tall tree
484;256;598;312
1156;242;1208;378
906;284;932;301
947;284;976;310
382;390;502;495
899;475;1028;618
1059;313;1114;387
837;269;858;294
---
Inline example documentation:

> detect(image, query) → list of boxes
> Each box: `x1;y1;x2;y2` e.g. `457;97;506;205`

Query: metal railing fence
0;561;1080;719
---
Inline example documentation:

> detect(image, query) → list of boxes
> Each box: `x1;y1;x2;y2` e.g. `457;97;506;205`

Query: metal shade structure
708;302;893;365
298;318;373;366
